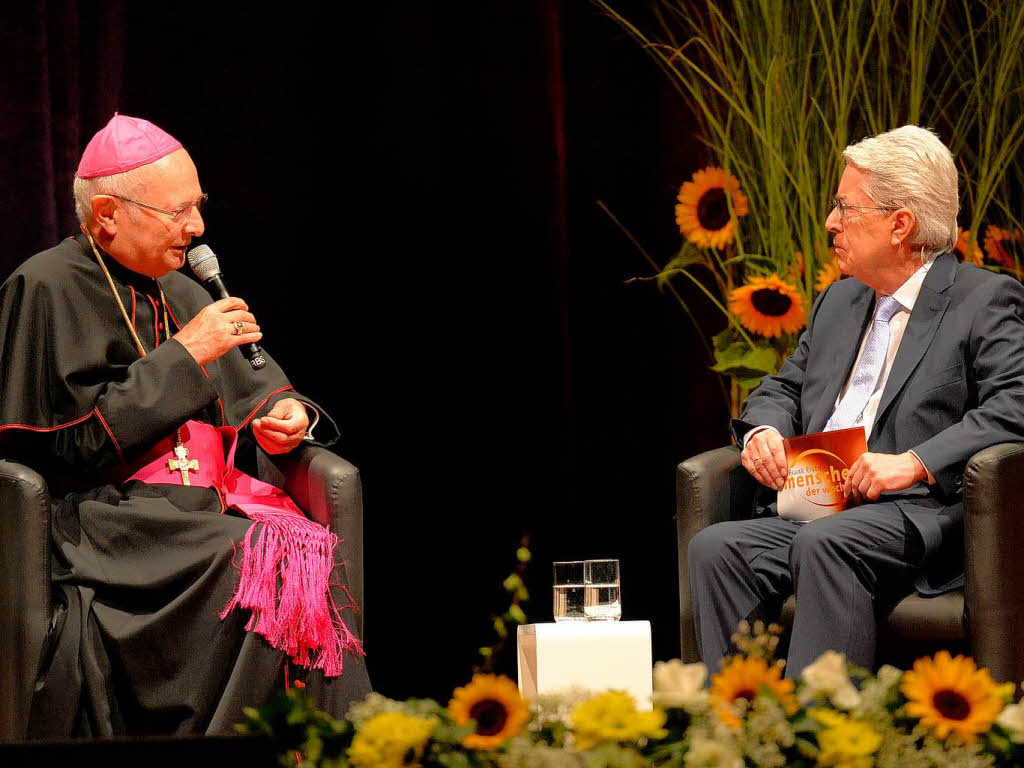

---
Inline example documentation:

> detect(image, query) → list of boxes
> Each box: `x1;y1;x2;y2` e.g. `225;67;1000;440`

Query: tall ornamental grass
600;0;1024;414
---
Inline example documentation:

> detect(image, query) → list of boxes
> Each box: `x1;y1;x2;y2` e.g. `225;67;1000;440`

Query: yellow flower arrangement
348;711;437;768
675;166;749;249
570;690;668;751
808;708;882;768
710;655;797;728
900;650;1004;743
728;274;807;338
448;674;529;749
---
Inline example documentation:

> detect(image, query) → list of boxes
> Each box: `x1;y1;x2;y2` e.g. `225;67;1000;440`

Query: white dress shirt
744;260;935;482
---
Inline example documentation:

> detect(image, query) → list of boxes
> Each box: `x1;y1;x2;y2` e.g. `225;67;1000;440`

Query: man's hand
741;428;788;490
172;297;261;367
252;398;309;455
843;451;928;502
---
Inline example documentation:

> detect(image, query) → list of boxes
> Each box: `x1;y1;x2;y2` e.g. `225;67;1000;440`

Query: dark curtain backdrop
0;1;729;702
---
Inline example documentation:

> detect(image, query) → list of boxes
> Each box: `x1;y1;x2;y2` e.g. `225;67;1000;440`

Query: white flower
997;701;1024;743
653;659;710;710
875;664;903;688
798;650;861;710
684;734;744;768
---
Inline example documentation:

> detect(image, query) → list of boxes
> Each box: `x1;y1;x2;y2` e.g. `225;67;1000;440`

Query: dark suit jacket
732;250;1024;592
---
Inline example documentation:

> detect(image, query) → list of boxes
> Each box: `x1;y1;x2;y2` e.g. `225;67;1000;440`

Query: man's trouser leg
687;516;803;674
786;502;924;677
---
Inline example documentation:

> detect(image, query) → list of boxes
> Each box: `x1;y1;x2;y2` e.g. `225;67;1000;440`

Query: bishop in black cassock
0;114;370;736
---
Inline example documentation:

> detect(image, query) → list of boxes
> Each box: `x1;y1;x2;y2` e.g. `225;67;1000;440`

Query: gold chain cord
85;231;181;447
85;231;171;354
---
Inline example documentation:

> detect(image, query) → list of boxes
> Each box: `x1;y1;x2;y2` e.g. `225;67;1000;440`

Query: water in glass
553;560;587;622
553;584;587;622
583;558;621;621
583;585;621;620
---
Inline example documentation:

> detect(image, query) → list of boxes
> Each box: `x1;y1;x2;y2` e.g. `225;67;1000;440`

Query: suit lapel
806;285;875;433
872;252;957;431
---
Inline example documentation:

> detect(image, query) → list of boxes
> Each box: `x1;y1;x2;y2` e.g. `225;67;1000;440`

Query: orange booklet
776;427;867;521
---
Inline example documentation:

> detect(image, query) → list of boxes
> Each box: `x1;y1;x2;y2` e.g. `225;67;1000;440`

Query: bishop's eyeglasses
110;193;208;223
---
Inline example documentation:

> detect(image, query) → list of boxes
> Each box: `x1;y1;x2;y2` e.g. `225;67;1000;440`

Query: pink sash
127;420;363;676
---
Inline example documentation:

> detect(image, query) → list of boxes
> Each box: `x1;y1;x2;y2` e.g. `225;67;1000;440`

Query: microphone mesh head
187;244;221;280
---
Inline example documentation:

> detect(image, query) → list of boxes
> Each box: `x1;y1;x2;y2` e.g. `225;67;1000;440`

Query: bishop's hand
173;297;262;366
252;398;309;454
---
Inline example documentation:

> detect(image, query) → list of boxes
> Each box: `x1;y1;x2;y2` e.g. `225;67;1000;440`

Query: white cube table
517;621;653;709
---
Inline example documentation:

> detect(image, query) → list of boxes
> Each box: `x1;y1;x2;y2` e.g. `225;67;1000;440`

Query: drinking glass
553;561;586;622
583;558;621;621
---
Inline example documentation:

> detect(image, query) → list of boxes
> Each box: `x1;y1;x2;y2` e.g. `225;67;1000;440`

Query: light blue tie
825;296;903;432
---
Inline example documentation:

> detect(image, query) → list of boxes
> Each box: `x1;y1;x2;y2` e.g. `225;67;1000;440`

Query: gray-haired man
688;125;1024;676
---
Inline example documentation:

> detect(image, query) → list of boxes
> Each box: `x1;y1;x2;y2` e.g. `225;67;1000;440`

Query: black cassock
0;234;370;737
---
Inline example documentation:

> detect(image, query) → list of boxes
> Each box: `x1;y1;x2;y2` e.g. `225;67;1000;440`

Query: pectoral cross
168;443;199;486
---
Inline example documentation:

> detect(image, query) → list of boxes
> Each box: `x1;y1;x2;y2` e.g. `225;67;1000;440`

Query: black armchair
0;444;365;742
675;442;1024;682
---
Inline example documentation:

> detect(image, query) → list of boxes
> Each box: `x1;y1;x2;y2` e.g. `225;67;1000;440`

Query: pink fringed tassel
221;509;364;677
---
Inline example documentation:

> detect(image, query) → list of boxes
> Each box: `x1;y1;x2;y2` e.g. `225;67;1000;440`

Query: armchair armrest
260;445;365;641
963;441;1024;684
675;446;757;661
0;460;51;741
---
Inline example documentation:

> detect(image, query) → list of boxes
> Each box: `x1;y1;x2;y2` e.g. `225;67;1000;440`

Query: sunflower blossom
348;711;437;768
728;274;806;338
815;260;843;294
675;166;749;249
711;655;797;728
570;690;667;751
449;674;530;749
901;651;1003;743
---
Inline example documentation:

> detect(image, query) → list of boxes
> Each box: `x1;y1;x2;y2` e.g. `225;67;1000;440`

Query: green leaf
435;750;474;768
735;375;765;391
478;646;493;657
515;586;530;602
711;341;777;379
657;247;705;291
516;547;532;563
433;720;476;744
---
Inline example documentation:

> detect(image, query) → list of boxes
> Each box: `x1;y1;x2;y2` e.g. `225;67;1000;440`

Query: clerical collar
74;232;163;293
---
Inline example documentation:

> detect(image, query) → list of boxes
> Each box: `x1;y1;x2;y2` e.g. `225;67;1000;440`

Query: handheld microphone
186;244;267;370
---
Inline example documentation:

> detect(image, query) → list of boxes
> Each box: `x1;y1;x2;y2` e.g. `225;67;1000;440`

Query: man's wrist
742;425;781;448
906;450;932;484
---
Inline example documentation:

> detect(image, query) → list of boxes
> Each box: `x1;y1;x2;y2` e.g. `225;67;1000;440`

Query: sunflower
675;167;749;249
900;651;1004;743
728;274;807;338
710;655;797;728
955;227;984;266
983;225;1024;274
448;674;529;749
815;260;843;294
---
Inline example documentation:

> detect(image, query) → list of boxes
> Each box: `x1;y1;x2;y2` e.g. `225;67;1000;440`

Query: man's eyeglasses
110;193;208;223
828;197;896;221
